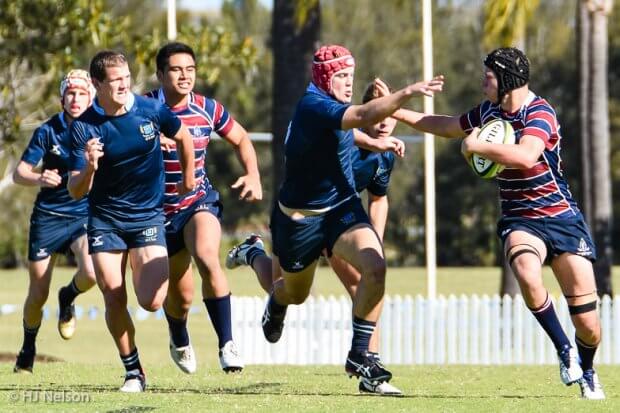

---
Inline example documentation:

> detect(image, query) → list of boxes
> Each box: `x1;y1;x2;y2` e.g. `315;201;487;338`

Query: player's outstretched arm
13;161;62;188
353;129;405;157
68;137;103;199
341;75;444;131
394;109;464;139
222;121;263;202
170;124;196;195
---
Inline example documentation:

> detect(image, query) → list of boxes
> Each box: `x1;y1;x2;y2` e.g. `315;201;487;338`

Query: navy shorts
88;215;166;254
271;197;370;273
497;213;597;261
164;192;223;256
28;210;88;261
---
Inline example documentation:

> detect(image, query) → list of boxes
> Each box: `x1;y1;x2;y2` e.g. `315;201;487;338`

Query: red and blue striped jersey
145;89;234;216
459;91;579;219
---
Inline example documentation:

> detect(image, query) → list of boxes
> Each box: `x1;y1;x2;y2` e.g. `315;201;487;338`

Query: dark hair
89;50;128;81
156;42;196;72
362;80;393;104
484;47;530;99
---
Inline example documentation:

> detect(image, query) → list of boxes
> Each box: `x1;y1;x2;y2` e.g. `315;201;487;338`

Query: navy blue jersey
278;84;356;209
352;148;395;196
69;93;181;223
21;112;89;217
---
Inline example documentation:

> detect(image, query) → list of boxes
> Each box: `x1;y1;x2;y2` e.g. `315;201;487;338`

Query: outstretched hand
376;136;406;157
407;75;444;97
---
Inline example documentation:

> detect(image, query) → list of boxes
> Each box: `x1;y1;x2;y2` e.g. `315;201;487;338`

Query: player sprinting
13;70;97;373
68;51;195;392
386;47;604;400
145;42;261;374
240;44;442;390
227;79;404;395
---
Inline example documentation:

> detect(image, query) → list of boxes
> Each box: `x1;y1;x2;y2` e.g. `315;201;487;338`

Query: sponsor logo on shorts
36;248;48;257
140;122;156;141
291;261;304;270
374;167;388;178
142;227;158;242
501;228;512;237
577;238;592;256
340;212;355;226
90;236;103;247
50;144;62;156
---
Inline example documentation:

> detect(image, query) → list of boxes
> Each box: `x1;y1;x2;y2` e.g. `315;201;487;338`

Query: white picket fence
231;294;620;365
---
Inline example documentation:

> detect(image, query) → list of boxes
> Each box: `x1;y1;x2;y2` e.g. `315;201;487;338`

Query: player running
384;47;605;400
146;42;260;374
240;44;442;391
13;69;97;373
227;79;404;395
68;51;195;392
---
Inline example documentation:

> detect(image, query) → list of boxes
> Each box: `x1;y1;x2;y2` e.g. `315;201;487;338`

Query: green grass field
1;266;619;411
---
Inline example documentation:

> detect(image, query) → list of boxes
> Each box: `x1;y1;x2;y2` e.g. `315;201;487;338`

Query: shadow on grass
106;407;156;413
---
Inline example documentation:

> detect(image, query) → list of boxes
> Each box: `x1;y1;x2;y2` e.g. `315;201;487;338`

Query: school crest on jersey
140;122;156;141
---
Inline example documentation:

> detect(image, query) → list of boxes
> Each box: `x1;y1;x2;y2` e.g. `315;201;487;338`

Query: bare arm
353;129;405;157
368;193;389;241
68;138;103;199
13;161;61;188
170;124;195;194
341;76;444;130
461;130;545;169
221;121;263;201
393;109;464;138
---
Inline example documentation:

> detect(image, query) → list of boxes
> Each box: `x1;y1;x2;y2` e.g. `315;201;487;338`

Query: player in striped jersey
387;47;604;399
13;70;97;373
146;42;261;374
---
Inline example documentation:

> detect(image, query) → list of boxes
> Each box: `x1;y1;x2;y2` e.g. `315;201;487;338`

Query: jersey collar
92;92;135;115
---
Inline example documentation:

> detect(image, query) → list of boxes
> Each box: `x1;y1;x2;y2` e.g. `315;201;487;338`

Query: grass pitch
1;266;619;411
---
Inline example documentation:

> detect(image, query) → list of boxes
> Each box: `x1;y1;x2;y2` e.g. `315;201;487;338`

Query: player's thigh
280;260;319;303
27;255;56;294
91;251;127;293
332;223;385;274
70;234;95;276
328;253;360;297
184;211;221;263
551;253;597;304
503;230;547;278
129;245;169;298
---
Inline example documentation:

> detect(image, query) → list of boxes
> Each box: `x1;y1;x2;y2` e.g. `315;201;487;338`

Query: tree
270;0;320;198
581;0;614;296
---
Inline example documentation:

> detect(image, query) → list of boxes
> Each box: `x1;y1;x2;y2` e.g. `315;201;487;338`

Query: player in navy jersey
145;42;261;374
251;44;442;389
68;51;195;393
387;47;604;399
227;79;405;395
12;70;97;373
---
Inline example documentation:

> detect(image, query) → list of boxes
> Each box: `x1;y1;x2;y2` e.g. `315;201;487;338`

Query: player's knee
361;260;386;286
287;290;310;305
570;302;601;343
138;293;164;312
102;289;127;310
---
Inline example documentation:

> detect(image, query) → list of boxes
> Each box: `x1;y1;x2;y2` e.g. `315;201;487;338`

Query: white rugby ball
470;119;515;179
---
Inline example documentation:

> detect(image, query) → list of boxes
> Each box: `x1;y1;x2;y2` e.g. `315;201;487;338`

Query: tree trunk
271;0;320;203
587;0;613;296
578;0;592;224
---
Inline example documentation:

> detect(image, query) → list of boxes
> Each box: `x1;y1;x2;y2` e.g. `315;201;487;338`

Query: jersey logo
189;127;205;138
142;227;158;242
90;236;104;247
340;212;356;226
140;122;156;141
36;248;48;257
577;238;592;256
50;144;62;156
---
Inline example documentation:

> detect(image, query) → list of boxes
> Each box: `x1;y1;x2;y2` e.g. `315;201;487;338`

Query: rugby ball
470;119;515;179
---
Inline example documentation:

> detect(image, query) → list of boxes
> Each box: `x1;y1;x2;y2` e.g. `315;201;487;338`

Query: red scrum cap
311;45;355;95
60;69;96;104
